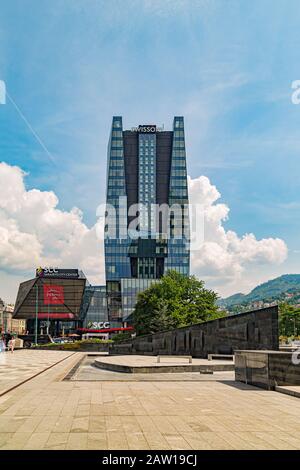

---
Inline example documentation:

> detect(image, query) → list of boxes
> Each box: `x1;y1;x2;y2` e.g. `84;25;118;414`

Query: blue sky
1;0;300;299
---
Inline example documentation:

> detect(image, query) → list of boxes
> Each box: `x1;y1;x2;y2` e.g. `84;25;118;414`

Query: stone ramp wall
110;306;279;358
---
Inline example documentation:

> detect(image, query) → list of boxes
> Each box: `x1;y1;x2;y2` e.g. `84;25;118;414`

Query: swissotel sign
131;125;164;133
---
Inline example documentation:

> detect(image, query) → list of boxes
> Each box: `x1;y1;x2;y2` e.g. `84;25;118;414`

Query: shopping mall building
13;117;190;337
13;268;131;337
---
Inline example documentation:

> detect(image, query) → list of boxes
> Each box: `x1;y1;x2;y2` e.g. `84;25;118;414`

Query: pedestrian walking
8;336;15;353
4;332;11;350
0;335;5;353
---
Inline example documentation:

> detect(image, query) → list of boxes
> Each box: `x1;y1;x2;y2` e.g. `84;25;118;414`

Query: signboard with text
131;124;164;133
87;321;110;330
36;267;79;279
43;284;65;305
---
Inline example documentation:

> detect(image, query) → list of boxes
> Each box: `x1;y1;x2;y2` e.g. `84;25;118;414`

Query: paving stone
87;432;107;450
23;432;51;450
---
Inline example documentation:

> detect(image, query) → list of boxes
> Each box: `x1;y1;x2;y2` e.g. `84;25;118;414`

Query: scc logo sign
36;267;59;277
36;267;44;277
87;321;110;330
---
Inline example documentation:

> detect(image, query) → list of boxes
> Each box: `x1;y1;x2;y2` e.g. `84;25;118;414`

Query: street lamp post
47;301;49;335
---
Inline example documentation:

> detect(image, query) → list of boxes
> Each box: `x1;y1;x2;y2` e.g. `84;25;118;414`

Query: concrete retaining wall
110;306;279;358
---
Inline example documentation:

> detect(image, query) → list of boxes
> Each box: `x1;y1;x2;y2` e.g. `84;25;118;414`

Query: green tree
279;302;300;337
132;270;225;336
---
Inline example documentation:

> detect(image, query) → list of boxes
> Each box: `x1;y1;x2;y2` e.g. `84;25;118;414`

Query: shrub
32;338;113;349
279;335;288;344
112;332;132;342
79;339;113;344
34;342;58;348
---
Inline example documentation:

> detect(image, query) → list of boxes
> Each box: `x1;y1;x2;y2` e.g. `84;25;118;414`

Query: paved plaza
0;350;300;450
0;350;75;395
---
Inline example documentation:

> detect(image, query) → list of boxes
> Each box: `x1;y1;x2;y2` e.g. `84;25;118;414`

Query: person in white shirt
8;336;15;353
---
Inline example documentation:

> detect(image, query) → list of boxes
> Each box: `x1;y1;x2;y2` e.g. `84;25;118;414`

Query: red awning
38;313;75;319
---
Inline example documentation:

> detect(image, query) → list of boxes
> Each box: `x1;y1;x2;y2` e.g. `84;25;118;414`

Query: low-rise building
0;301;26;334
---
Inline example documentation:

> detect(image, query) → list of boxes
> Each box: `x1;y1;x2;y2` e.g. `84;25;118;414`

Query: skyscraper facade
105;117;190;323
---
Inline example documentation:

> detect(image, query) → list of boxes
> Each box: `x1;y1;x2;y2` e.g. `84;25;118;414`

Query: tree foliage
132;270;224;336
279;302;300;337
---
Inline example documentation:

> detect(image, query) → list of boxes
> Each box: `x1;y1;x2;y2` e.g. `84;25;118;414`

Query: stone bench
208;354;234;361
157;355;192;364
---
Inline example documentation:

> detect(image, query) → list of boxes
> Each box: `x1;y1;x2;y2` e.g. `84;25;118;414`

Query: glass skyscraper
105;117;190;323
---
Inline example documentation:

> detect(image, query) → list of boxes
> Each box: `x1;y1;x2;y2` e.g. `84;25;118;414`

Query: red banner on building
43;284;64;305
38;313;74;319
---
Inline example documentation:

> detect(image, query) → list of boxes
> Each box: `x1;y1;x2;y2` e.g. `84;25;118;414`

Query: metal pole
47;301;49;335
35;283;38;345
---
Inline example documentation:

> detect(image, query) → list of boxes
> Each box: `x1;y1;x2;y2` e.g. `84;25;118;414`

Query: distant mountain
219;274;300;310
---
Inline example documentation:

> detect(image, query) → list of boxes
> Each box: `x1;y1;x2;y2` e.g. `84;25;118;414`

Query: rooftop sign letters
87;321;110;330
36;267;79;279
131;124;164;133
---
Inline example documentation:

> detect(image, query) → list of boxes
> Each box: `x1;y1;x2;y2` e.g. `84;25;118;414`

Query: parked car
18;334;53;348
52;337;71;344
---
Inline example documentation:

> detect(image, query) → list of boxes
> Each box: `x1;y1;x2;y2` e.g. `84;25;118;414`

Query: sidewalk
0;350;77;395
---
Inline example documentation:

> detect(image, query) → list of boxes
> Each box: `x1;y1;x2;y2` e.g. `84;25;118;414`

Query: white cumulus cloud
188;175;288;289
0;162;104;284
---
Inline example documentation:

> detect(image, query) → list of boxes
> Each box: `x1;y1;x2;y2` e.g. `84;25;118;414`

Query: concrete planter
79;343;110;352
235;350;300;390
35;343;110;352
